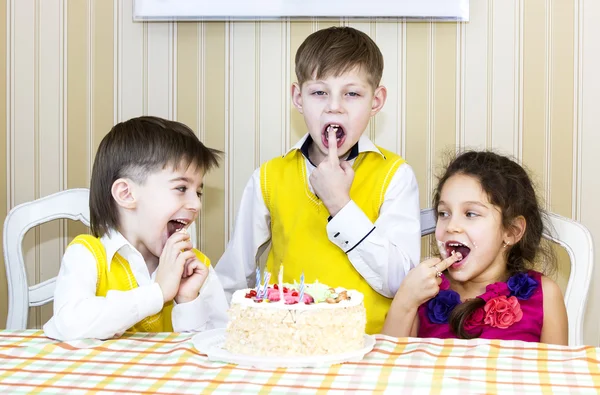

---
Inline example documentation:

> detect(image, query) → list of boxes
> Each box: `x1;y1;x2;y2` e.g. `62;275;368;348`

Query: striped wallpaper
1;0;599;345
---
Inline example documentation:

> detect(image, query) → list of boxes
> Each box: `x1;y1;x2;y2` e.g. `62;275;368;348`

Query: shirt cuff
132;282;163;321
326;200;375;253
172;291;207;332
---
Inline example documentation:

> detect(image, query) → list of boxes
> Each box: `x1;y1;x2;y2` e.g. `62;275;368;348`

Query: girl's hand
394;252;463;309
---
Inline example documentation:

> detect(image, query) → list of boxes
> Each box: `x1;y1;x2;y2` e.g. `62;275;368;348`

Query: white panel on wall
462;0;489;149
228;22;257;231
258;22;286;164
490;0;519;157
118;0;144;121
146;22;174;119
374;20;403;154
580;0;600;347
133;0;471;20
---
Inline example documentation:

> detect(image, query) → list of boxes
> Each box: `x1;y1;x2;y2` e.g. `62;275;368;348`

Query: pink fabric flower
479;282;510;302
439;274;450;291
463;307;485;332
483;295;523;329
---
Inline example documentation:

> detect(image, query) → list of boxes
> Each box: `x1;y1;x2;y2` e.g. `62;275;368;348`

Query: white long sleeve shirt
43;230;229;341
215;134;421;300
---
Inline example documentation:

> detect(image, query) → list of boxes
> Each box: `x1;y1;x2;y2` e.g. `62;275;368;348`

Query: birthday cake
224;281;367;357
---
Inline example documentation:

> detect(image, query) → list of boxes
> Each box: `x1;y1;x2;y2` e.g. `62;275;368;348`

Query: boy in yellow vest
44;116;229;341
215;27;421;334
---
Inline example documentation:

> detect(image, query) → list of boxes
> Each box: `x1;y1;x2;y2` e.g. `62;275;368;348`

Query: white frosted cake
224;282;366;356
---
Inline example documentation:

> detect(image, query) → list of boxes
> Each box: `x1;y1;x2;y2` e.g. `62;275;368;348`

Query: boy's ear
504;215;526;247
111;178;137;209
370;85;387;115
291;82;303;114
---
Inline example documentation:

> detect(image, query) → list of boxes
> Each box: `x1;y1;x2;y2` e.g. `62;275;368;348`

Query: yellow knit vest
261;146;405;334
69;234;211;333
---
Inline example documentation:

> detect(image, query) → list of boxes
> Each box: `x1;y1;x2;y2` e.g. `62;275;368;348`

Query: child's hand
175;258;209;304
394;252;463;310
310;129;355;216
155;231;196;303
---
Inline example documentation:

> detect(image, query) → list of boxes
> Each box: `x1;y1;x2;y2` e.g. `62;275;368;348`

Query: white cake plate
192;328;376;368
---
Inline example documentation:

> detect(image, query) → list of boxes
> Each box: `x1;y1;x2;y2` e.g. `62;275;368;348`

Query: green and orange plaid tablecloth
0;330;599;394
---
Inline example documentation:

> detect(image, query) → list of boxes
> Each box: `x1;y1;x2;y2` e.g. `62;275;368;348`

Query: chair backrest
3;188;91;329
419;208;594;346
3;188;199;330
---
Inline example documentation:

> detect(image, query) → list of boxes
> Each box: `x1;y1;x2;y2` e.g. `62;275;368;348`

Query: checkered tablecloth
0;330;598;394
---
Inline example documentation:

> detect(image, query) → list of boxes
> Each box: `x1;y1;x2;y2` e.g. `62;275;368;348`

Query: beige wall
1;0;599;345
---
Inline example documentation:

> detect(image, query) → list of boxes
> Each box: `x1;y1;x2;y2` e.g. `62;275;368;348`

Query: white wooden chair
420;208;594;346
3;188;91;329
3;188;198;330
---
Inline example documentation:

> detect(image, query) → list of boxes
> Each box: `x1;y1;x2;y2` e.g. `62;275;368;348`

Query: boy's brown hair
89;116;221;237
295;26;384;90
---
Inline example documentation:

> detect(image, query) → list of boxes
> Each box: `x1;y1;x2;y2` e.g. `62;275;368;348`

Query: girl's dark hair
432;150;555;339
89;116;222;237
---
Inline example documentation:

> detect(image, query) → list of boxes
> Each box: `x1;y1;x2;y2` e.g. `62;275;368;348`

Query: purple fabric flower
427;290;461;324
507;272;538;300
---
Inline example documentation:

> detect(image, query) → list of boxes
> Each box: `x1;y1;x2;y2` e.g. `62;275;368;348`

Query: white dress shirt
215;134;421;300
43;230;229;341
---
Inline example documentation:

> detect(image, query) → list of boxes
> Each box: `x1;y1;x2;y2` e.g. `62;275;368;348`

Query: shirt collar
283;133;385;164
100;229;141;271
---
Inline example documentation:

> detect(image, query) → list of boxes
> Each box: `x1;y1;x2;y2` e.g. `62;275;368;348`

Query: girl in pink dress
382;151;568;344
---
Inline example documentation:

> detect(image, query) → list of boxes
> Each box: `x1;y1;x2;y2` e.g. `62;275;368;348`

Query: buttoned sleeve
171;266;229;332
326;163;421;297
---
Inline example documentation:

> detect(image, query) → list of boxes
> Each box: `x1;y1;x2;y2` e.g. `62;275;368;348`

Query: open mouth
322;124;346;149
445;241;471;264
167;219;189;237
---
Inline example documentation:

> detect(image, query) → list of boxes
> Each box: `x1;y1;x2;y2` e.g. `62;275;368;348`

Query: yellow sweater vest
260;147;406;334
69;234;211;333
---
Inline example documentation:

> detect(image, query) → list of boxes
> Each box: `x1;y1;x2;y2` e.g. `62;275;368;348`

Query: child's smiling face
123;161;204;263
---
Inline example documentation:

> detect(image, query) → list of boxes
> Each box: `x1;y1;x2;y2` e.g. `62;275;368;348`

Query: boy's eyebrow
170;176;204;188
311;82;367;87
306;79;368;87
170;176;191;183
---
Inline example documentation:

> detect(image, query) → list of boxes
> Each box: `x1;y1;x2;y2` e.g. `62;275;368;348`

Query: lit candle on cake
278;264;284;302
298;272;305;303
